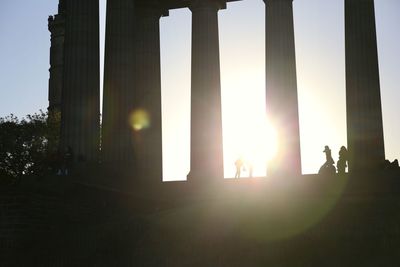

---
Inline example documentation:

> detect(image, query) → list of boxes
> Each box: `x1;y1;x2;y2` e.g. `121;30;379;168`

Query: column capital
189;0;226;11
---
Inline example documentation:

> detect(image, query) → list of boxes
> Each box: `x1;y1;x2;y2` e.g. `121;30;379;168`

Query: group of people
234;145;349;178
319;145;400;174
49;146;74;176
235;145;399;177
382;159;400;170
319;145;348;175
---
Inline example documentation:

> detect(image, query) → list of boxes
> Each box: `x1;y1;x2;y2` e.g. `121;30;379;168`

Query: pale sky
0;0;399;180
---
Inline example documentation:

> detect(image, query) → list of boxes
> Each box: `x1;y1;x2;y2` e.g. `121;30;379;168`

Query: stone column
102;0;136;163
132;1;168;181
47;1;64;114
264;0;301;176
187;0;226;181
345;0;385;171
61;0;100;161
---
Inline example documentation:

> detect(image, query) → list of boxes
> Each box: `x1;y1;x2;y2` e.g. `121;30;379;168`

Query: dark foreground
1;171;400;266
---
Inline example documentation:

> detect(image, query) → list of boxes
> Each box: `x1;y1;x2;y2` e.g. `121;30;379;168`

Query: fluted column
132;1;167;180
187;0;226;181
264;0;301;176
47;1;64;114
102;0;136;163
61;0;100;161
345;0;385;171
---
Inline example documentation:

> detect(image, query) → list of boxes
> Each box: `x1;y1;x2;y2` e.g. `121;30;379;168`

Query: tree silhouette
0;110;60;185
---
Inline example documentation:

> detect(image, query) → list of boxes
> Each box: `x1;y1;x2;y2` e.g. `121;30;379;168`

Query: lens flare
129;109;150;131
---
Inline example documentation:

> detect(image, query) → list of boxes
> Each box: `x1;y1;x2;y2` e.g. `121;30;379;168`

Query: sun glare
221;70;278;178
224;115;278;177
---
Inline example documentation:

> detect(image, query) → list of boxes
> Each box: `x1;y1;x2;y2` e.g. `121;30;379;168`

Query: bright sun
221;70;278;178
244;118;278;165
223;115;278;178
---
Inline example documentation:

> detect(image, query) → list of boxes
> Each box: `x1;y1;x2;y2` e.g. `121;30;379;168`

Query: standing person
319;145;336;174
56;148;64;175
248;162;254;178
234;158;243;178
337;146;348;174
64;146;74;176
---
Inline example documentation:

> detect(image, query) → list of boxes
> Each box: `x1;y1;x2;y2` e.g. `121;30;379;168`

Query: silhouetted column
61;0;100;161
132;1;168;180
264;0;301;176
48;1;64;114
187;0;226;181
345;0;385;171
102;0;136;163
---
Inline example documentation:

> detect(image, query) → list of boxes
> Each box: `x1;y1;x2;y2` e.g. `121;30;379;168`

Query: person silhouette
235;158;244;178
336;146;348;174
56;148;64;176
319;145;336;174
64;146;74;176
248;162;254;178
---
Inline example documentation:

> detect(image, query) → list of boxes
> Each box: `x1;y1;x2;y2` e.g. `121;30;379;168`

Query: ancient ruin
48;0;385;179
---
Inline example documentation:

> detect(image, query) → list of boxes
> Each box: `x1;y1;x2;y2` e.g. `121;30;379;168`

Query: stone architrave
48;1;65;114
132;0;168;181
345;0;385;171
61;0;100;161
264;0;302;176
102;0;136;164
187;0;226;181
